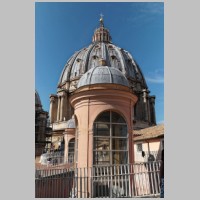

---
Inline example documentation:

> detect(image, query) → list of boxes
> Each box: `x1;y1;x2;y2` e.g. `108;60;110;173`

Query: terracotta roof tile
133;124;164;141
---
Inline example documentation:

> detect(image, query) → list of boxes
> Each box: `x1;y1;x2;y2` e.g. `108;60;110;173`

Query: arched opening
93;111;128;166
68;138;75;163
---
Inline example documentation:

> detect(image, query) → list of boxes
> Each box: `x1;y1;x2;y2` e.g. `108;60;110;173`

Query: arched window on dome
68;138;75;163
93;111;128;166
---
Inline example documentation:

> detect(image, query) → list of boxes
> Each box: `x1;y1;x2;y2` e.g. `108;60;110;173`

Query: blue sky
35;2;164;124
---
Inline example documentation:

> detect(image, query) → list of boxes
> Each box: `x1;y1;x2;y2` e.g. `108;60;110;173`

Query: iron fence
35;161;161;198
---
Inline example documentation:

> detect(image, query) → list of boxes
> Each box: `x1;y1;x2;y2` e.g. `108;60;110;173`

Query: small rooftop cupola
92;14;112;43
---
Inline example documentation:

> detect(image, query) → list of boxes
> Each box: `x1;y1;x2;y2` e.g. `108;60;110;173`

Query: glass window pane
94;138;110;151
112;138;127;150
112;151;128;165
112;124;127;137
93;111;128;165
94;123;110;136
137;143;143;152
95;111;110;123
93;151;110;165
69;142;75;148
112;112;126;123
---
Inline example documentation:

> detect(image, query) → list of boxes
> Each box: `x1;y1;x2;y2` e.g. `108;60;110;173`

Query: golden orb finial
99;13;104;27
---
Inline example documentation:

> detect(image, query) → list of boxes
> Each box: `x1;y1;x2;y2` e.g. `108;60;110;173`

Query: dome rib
104;43;112;67
67;50;84;81
113;45;127;75
84;44;96;72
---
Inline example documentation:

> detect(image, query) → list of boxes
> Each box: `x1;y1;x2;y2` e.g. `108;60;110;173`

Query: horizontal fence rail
35;161;161;198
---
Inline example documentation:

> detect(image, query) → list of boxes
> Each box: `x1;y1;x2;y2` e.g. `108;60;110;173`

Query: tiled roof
133;124;164;141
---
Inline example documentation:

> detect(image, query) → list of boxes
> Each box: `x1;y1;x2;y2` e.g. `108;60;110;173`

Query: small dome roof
66;117;76;128
77;65;129;88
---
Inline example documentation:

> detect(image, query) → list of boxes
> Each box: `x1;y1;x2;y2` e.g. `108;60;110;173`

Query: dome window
93;55;98;60
76;58;81;62
111;55;116;60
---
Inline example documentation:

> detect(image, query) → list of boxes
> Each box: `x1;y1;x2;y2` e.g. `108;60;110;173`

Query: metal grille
35;161;161;198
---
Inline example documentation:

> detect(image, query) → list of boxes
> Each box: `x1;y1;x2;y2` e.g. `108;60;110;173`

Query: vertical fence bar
113;165;117;197
100;166;103;197
41;170;43;198
153;162;159;194
157;161;161;193
135;164;139;197
83;167;85;198
45;169;47;198
62;169;64;198
117;165;120;197
141;163;146;196
103;166;107;197
80;168;82;198
124;164;128;197
74;168;77;198
131;164;134;197
149;162;155;194
128;164;131;197
96;167;98;198
106;166;109;198
56;169;59;198
91;167;93;198
119;165;122;197
144;162;149;195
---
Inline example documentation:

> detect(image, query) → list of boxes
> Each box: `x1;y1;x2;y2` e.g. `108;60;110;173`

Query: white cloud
146;77;164;84
145;69;164;84
127;2;164;24
131;2;164;15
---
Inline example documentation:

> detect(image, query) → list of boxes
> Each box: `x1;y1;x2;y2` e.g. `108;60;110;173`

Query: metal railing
35;161;161;198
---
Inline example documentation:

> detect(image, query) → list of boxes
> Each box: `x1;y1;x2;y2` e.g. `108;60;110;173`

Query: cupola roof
77;62;129;88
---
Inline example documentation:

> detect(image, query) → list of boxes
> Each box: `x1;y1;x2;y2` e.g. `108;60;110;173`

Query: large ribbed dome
58;18;147;93
77;65;129;88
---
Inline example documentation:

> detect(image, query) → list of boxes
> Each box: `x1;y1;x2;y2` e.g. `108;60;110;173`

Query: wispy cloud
127;2;164;24
146;77;164;84
138;3;164;15
146;69;164;84
131;2;164;15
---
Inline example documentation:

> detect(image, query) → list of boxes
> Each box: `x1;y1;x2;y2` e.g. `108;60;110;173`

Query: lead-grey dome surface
66;117;76;129
77;66;129;88
58;42;147;89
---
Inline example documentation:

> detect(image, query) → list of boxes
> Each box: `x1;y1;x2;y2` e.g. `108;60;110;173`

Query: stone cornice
70;85;138;108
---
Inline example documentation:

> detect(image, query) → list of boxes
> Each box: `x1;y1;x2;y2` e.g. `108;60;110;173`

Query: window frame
93;111;128;166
